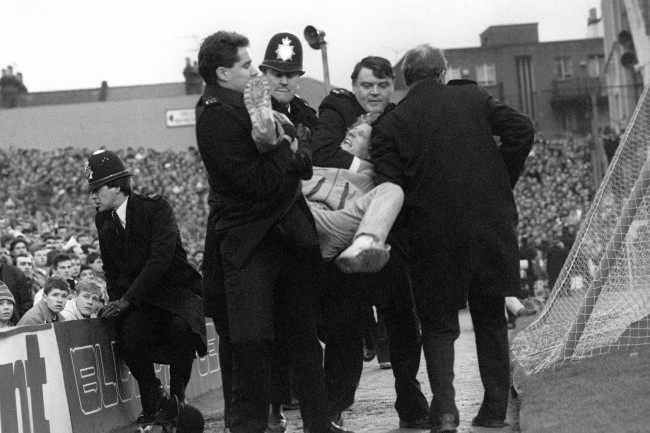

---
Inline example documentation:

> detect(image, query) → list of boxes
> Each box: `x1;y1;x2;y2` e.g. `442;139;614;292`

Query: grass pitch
514;331;649;432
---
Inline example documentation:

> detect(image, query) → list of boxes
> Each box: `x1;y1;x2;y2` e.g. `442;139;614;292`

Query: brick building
394;23;610;136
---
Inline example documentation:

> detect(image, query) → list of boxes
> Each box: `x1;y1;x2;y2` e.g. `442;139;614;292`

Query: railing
551;77;607;102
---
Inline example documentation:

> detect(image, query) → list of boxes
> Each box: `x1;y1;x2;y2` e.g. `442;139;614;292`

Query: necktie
111;210;125;237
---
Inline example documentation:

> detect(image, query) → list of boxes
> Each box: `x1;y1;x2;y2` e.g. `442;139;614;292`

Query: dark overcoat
195;84;314;317
95;193;207;356
371;78;535;314
310;89;366;168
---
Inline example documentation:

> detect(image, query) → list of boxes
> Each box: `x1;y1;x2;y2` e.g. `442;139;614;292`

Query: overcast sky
3;0;600;92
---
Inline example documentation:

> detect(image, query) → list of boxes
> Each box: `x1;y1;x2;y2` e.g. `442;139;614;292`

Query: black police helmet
259;32;304;75
84;150;131;192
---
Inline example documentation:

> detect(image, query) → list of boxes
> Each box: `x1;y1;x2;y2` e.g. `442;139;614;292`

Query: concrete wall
1;95;200;151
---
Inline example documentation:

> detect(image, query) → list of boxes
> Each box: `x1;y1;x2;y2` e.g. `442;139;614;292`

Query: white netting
511;85;650;375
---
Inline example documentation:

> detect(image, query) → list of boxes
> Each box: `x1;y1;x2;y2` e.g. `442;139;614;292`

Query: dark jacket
196;84;315;316
310;88;366;169
271;94;318;130
0;263;33;317
95;193;206;356
371;78;535;313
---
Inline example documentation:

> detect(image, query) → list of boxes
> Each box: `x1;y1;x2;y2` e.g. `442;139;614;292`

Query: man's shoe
157;393;180;422
243;76;277;150
363;343;376;362
304;421;355;433
335;235;390;273
329;421;354;432
379;361;392;369
284;398;300;410
331;411;344;427
431;413;457;433
266;410;287;433
135;411;157;424
399;417;430;429
471;416;508;428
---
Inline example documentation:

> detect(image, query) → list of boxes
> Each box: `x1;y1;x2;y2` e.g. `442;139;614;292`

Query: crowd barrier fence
0;318;221;433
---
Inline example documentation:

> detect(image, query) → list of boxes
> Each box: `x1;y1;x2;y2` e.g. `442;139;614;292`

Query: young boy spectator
17;276;69;325
79;265;95;281
33;253;75;303
0;282;18;328
61;280;102;320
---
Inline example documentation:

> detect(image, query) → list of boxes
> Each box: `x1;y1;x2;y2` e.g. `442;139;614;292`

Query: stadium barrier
0;318;221;433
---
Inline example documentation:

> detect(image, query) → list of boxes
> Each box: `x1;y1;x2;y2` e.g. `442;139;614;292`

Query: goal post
512;84;650;375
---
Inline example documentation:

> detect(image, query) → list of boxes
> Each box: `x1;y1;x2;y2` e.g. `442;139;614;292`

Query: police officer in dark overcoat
85;150;207;423
309;56;430;428
258;32;318;429
195;31;350;433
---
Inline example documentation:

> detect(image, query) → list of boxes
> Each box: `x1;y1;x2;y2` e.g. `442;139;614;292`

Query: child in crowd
61;280;102;320
17;276;69;325
0;281;18;329
79;265;95;281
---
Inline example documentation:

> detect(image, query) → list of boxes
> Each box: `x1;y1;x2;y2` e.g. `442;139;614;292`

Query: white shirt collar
115;196;128;228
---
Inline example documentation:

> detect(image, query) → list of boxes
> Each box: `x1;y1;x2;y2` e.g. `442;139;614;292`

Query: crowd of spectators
0;135;597;326
514;135;596;297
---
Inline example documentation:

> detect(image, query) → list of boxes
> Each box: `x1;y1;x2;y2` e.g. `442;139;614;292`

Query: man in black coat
258;32;318;430
309;56;430;429
195;31;348;433
371;45;534;432
85;150;206;424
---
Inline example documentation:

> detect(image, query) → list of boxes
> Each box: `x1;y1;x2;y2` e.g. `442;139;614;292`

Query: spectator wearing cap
0;256;33;317
17;275;69;326
85;149;206;423
61;280;102;320
0;281;18;328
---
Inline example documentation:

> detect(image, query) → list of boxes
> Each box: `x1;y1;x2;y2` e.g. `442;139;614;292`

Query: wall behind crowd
1;95;198;151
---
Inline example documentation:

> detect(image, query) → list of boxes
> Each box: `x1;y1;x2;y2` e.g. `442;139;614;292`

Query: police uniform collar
202;84;246;108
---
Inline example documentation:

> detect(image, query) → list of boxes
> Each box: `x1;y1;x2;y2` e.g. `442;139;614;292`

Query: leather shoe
305;421;355;433
266;409;287;432
399;417;430;429
329;421;354;432
431;413;457;433
331;411;344;427
135;411;157;424
471;416;508;428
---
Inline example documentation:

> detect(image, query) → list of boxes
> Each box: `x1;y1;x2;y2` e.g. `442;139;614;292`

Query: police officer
195;31;351;433
85;150;207;424
258;32;316;431
259;32;318;133
310;57;431;429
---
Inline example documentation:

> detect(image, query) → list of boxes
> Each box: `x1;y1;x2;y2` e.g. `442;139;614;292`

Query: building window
476;63;497;86
587;54;605;77
447;67;461;81
554;57;573;79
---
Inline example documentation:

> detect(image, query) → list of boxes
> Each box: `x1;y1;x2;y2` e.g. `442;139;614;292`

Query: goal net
511;85;650;376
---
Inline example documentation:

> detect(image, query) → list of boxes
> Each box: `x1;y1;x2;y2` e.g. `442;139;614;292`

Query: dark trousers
420;293;509;424
320;247;429;423
374;310;391;364
221;234;330;433
118;303;196;410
